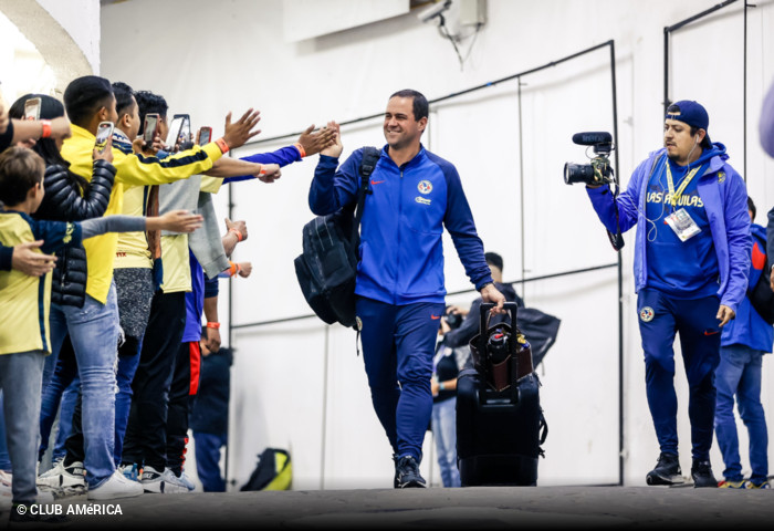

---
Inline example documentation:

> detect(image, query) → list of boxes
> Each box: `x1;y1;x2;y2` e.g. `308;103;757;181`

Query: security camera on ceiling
417;0;452;24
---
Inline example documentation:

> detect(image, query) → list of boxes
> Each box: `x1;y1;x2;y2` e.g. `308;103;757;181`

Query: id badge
664;208;700;242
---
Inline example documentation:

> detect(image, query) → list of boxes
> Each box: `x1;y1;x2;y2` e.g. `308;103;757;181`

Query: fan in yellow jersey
0;147;201;515
38;75;261;501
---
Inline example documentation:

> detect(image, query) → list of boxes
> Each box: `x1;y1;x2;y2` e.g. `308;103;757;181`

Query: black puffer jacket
34;160;117;307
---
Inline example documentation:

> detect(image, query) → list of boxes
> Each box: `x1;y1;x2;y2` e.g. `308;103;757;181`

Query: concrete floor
3;486;772;530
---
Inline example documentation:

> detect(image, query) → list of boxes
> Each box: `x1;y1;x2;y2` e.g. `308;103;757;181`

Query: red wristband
40;120;52;139
206;322;221;329
215;137;230;155
293;142;306;158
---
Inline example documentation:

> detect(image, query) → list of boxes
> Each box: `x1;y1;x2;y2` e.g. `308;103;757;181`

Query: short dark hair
0;147;45;206
63;76;114;127
485;252;504;273
9;93;65;122
748;196;756;221
9;94;69;168
112;81;136;121
389;89;429;121
134;90;168;135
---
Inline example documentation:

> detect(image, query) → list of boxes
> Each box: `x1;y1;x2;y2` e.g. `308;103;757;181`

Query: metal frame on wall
663;0;751;179
226;40;625;487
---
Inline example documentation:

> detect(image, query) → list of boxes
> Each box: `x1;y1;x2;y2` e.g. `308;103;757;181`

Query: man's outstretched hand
222;109;262;150
297;124;337;157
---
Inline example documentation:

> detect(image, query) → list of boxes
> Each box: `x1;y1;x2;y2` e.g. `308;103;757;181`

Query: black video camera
445;307;464;330
564;132;615;186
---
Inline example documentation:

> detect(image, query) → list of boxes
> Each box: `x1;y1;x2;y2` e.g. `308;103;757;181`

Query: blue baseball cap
665;100;712;147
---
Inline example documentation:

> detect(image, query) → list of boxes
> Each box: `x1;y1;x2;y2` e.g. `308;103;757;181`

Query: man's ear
418;116;428;134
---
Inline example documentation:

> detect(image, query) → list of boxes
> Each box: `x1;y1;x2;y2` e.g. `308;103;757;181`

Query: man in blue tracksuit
309;89;505;488
715;197;770;489
586;101;750;488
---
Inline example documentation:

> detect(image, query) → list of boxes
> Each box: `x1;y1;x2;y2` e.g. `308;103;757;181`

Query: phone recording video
95;121;114;154
197;126;212;146
144;113;159;145
176;114;191;148
24;97;41;121
165;116;184;150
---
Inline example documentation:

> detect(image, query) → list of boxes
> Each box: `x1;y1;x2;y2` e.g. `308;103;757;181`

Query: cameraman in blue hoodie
586;101;750;488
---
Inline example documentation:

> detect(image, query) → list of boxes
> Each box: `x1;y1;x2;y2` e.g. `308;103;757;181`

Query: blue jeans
115;347;141;466
431;397;460;487
49;283;119;488
714;344;769;482
356;297;445;461
0;351;46;503
194;431;227;492
39;349;78;461
638;290;720;461
0;394;10;471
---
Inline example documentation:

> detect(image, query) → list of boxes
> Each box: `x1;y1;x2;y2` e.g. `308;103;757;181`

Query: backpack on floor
240;448;292;491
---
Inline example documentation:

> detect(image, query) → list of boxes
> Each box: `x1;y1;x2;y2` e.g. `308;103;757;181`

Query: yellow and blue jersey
0;210;83;355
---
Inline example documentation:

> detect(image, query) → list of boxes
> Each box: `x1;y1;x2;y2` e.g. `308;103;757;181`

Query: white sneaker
167;469;195;492
140;466;188;494
37;459;86;489
87;470;144;501
0;470;12;511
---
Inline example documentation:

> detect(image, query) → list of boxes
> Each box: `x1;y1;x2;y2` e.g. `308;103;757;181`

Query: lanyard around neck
665;161;702;207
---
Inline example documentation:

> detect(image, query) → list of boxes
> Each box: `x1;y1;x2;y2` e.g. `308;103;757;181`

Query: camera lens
564;163;596;185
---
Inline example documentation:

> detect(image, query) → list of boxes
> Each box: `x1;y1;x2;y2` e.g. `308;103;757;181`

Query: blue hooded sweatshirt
721;223;774;353
586;143;750;312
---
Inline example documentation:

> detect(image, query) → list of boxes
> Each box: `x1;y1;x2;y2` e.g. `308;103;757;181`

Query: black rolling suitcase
456;302;547;486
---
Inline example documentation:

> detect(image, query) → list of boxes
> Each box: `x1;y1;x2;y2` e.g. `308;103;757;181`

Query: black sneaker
646;453;682;485
394;456;427;489
691;460;718;488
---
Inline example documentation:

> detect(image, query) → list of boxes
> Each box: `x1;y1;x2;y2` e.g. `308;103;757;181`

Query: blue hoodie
721;223;773;353
310;145;492;305
586;143;750;312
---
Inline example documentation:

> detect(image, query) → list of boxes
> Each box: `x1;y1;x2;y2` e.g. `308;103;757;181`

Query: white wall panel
98;0;774;489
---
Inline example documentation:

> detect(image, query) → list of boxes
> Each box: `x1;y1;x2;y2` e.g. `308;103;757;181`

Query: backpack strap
352;147;380;257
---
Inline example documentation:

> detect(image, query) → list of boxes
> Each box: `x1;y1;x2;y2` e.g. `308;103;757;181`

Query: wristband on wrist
228;261;242;277
293;143;307;158
215;137;230;155
206;322;221;329
228;228;243;242
40;120;52;139
439;382;446;391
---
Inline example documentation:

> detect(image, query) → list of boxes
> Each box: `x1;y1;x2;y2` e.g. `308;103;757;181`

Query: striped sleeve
115;142;223;187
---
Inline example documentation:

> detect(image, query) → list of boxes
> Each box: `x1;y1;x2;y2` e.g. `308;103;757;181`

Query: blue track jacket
586;144;750;313
309;145;492;305
721;223;774;352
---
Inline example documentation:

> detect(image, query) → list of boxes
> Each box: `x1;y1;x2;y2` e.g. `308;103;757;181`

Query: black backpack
294;147;380;329
747;231;774;324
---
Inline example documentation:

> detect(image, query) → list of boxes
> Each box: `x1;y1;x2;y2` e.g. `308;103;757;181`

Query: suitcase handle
480;302;520;402
478;302;519;359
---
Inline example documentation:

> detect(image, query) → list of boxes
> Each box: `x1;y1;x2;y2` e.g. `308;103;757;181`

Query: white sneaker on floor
167;469;195;492
37;459;86;489
87;470;144;501
140;466;188;494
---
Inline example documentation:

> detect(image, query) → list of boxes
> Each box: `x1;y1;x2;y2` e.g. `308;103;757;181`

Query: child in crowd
0;146;201;519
